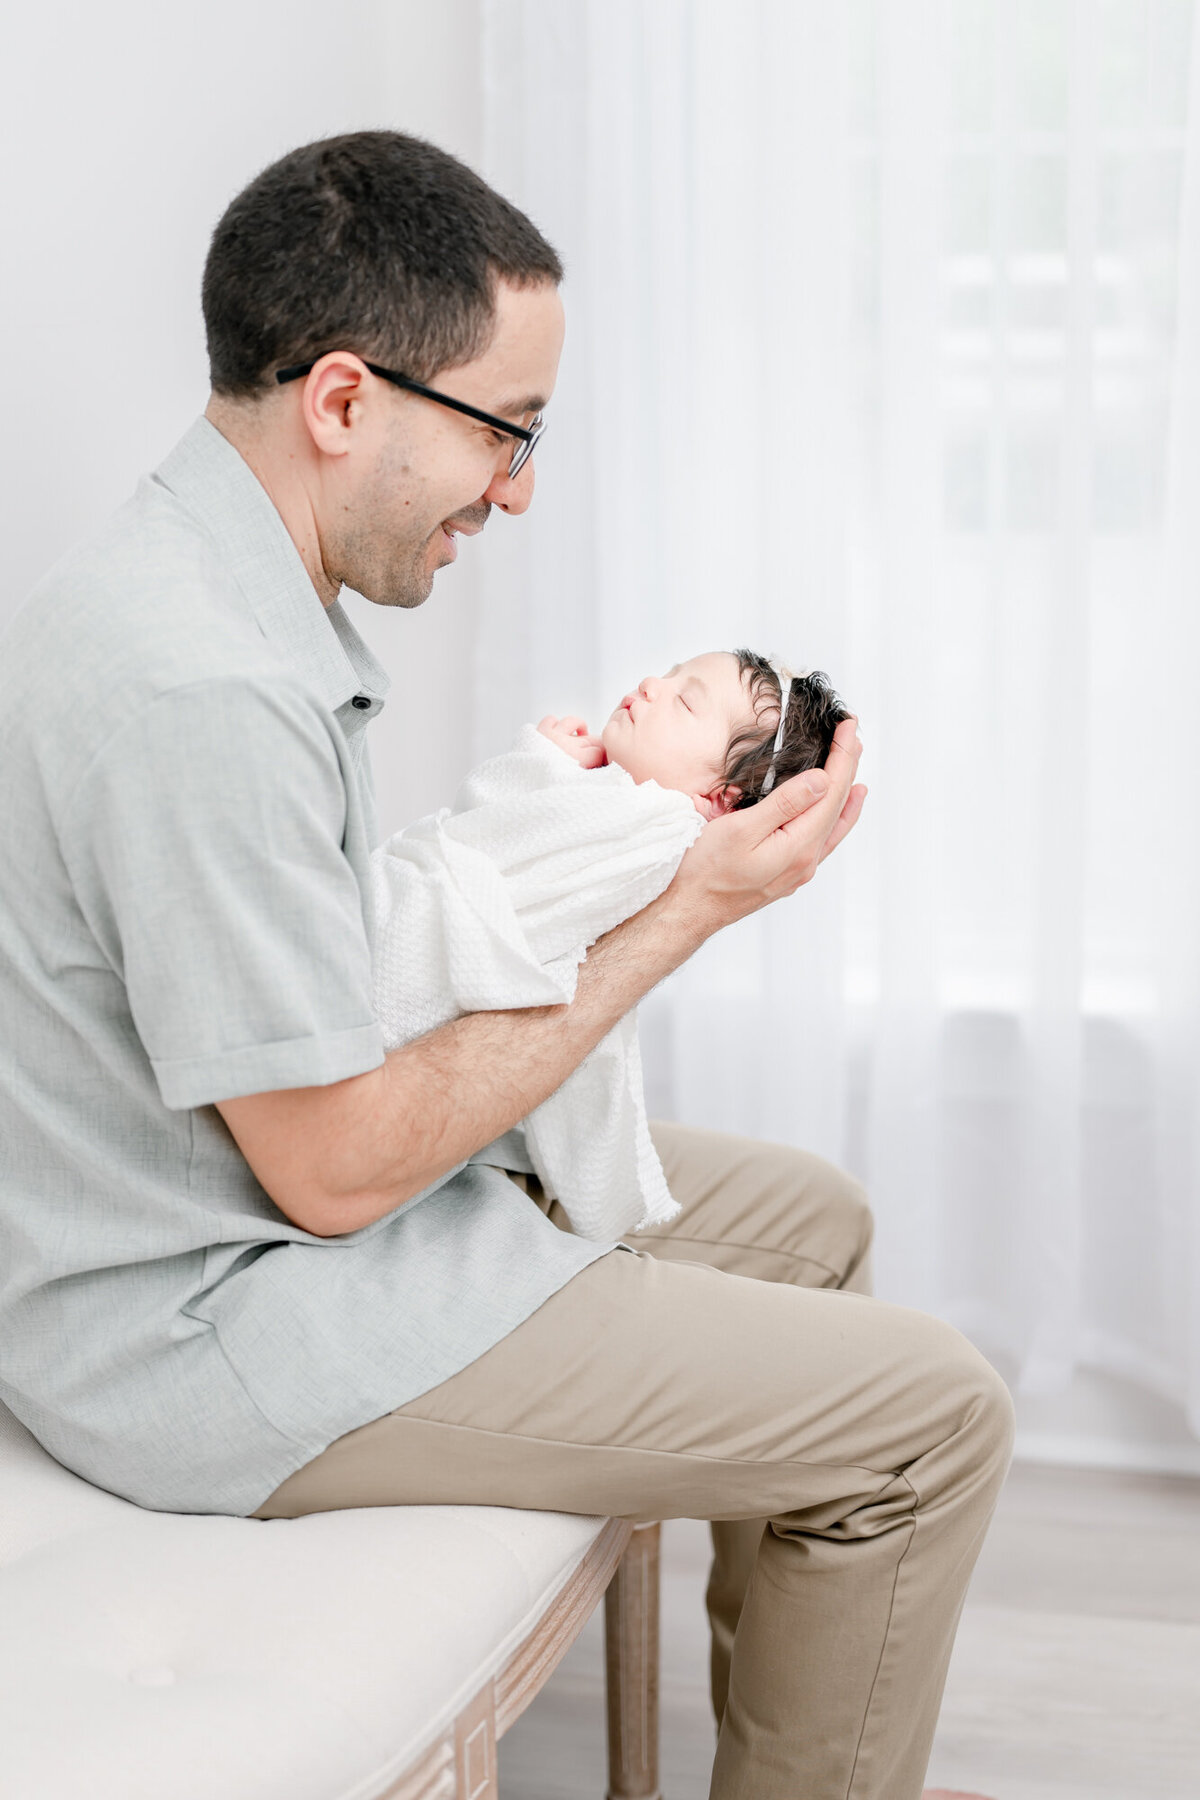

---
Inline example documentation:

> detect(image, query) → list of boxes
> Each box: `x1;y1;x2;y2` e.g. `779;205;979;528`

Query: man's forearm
218;879;710;1236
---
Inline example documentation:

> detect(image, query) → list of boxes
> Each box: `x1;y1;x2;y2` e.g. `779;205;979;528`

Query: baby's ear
693;784;741;821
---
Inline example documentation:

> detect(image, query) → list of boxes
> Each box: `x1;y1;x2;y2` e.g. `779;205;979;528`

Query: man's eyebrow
492;392;547;420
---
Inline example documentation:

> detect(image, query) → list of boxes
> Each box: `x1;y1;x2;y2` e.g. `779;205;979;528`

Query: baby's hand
537;715;608;769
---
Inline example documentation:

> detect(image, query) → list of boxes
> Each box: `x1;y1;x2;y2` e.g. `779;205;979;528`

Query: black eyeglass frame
275;357;545;479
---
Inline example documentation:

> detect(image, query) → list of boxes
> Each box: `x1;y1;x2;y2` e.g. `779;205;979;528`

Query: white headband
760;659;811;797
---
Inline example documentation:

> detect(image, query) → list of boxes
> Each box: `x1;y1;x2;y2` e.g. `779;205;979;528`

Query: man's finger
749;716;862;845
763;768;829;832
821;714;863;793
750;759;835;833
818;783;867;863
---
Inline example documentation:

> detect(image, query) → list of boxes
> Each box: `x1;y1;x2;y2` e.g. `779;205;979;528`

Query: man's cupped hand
671;714;866;933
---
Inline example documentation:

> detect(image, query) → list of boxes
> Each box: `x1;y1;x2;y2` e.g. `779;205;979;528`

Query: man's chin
350;533;456;609
355;568;435;611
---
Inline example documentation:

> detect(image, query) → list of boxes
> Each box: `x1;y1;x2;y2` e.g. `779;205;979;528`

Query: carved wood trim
454;1680;498;1800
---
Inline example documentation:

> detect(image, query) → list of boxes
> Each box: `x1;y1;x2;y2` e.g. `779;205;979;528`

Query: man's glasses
275;358;546;480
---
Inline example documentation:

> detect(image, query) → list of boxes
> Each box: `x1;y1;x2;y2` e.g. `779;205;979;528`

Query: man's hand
670;714;866;933
537;714;608;768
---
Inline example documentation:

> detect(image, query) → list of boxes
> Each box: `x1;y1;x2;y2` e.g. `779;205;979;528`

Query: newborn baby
541;648;848;811
370;650;849;1240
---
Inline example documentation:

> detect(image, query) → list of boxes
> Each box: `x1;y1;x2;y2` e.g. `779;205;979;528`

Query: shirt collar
153;417;390;715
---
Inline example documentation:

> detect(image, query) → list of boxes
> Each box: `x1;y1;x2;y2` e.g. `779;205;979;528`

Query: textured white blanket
370;725;705;1239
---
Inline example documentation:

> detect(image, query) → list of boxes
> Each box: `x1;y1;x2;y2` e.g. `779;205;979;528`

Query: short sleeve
61;676;384;1109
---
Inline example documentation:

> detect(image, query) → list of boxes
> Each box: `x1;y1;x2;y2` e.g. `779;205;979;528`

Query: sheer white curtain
477;0;1200;1453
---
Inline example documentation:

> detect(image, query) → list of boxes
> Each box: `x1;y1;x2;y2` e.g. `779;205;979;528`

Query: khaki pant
256;1123;1014;1800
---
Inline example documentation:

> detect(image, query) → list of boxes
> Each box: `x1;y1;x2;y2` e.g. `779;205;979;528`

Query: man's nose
482;455;536;515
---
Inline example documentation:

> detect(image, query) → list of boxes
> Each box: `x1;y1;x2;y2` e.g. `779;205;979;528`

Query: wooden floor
497;1461;1200;1799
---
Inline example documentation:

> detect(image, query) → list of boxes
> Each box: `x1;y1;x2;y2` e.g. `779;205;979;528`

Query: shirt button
351;695;372;710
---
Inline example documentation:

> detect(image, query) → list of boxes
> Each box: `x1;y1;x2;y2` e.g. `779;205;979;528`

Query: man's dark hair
202;130;564;398
721;649;851;809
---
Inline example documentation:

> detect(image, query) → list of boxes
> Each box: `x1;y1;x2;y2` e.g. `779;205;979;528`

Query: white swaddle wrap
370;724;705;1239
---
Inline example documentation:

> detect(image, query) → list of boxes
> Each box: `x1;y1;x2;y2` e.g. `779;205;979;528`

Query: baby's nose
638;675;660;701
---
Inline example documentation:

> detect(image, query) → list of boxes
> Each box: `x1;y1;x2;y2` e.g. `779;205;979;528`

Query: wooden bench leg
604;1521;662;1800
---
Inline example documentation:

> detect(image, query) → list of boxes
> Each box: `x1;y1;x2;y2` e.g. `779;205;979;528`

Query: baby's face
600;651;759;817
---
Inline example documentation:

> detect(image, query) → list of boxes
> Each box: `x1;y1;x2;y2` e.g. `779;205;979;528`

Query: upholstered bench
0;1400;662;1799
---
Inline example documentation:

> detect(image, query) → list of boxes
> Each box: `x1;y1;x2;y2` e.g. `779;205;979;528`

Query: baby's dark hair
721;649;851;810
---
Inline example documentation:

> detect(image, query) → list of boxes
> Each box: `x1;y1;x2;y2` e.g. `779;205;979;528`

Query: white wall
1;0;486;832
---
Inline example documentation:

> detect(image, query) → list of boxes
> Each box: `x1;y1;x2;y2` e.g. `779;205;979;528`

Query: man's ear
296;352;373;459
693;784;741;821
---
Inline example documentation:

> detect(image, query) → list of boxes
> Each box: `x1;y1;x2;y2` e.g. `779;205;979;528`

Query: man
0;132;1011;1799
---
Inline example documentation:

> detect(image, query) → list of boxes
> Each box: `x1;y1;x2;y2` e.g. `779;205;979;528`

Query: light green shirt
0;418;613;1516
